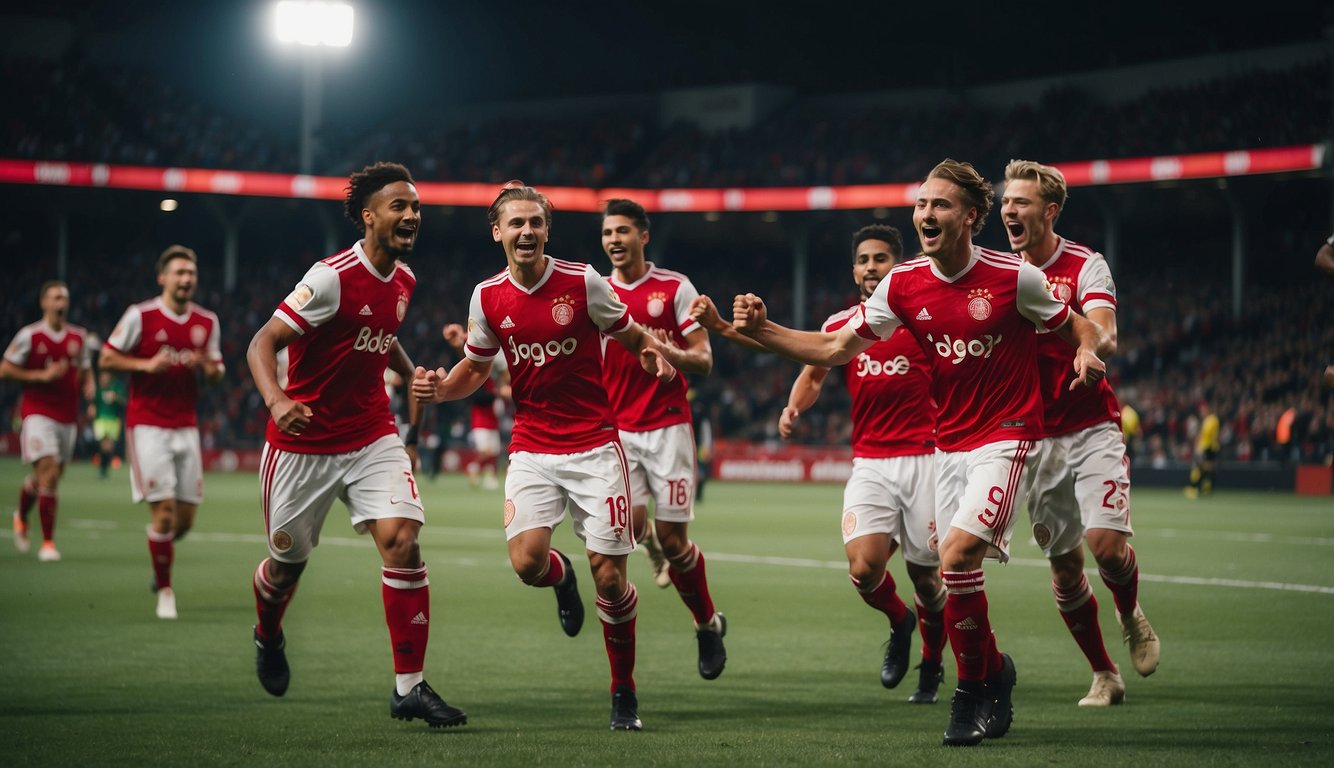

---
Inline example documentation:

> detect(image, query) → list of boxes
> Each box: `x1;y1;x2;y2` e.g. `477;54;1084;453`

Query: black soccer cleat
697;612;728;680
610;685;642;731
253;626;290;697
553;552;584;637
908;660;945;704
942;686;990;747
390;681;468;728
984;652;1017;739
881;608;916;689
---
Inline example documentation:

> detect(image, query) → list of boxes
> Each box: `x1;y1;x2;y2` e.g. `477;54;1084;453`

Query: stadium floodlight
274;1;354;47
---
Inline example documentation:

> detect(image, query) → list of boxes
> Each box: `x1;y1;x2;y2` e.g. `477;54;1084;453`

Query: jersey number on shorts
978;486;1006;529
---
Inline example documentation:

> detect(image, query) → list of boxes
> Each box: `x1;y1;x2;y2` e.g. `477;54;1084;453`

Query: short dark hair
850;224;903;261
603;198;649;232
156;245;197;274
487;180;552;228
344;162;415;227
38;280;67;302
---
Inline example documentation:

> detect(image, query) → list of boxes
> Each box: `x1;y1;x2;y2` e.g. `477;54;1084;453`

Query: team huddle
4;158;1159;746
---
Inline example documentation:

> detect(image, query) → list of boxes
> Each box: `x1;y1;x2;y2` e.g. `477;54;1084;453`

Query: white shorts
21;414;76;464
841;453;939;566
260;434;424;564
472;427;501;456
503;442;636;556
1026;422;1133;557
619;423;696;523
935;439;1040;564
127;425;203;505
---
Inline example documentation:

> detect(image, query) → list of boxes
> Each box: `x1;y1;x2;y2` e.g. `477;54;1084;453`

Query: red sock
17;479;36;520
667;543;717;625
37;491;57;543
852;571;909;625
382;565;430;674
915;586;948;664
1098;545;1140;616
942;570;1001;682
147;527;174;590
253;559;298;640
1055;575;1115;672
597;583;638;692
531;550;568;588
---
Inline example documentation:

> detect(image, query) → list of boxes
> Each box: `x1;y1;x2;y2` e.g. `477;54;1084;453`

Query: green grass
1;457;1332;766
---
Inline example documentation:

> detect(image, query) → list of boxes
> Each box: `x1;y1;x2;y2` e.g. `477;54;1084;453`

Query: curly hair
850;224;903;262
343;162;415;227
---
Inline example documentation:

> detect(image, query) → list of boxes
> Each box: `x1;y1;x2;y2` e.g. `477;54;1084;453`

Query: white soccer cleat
1118;604;1160;677
13;512;30;554
156;587;178;620
1078;668;1126;707
641;527;672;588
37;542;61;562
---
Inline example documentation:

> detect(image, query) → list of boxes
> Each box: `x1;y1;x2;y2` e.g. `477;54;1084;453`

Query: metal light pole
273;1;354;174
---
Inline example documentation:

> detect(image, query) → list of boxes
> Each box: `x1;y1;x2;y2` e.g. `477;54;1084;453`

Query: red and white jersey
106;298;221;429
1028;238;1122;436
823;305;934;458
850;247;1070;452
464;256;632;455
270;242;414;454
471;377;501;431
604;263;699;432
4;321;90;424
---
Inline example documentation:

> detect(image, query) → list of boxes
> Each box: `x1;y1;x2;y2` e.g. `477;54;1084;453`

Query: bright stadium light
274;2;354;47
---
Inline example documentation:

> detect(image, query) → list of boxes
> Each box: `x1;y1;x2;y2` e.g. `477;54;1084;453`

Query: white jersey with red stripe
106;298;221;428
1028;237;1122;437
604;262;699;432
268;242;414;454
850;247;1070;452
464;256;632;455
823;306;935;458
4;320;90;424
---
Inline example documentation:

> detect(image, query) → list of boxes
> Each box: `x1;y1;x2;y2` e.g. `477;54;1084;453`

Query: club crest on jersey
551;294;575;326
1048;276;1074;304
841;510;857;537
1032;524;1052;550
966;288;994;321
503;498;516;528
67;338;81;356
270;529;294;553
646;291;668;318
396;292;409;321
190;324;208;347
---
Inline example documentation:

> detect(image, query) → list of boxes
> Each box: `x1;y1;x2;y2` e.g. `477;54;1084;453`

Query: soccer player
1001;159;1160;707
89;367;127;480
411;181;677;731
245;162;465;729
1184;400;1220;498
99;247;224;619
443;322;508;490
777;225;947;703
2;281;93;561
599;198;728;680
730;159;1107;747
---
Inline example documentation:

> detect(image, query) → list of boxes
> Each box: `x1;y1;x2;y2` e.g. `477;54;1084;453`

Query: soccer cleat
156;587;177;619
609;685;642;731
909;660;945;704
253;626;290;696
984;653;1017;739
881;608;917;689
1078;668;1126;707
38;542;61;562
553;552;584;637
941;686;989;746
696;612;728;680
390;681;467;728
642;527;672;588
1118;604;1160;677
12;512;30;554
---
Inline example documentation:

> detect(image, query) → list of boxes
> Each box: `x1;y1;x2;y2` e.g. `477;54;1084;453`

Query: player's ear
362;207;374;229
492;225;502;243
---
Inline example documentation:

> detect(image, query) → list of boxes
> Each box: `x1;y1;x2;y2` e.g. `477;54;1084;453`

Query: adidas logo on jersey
953;616;980;631
155;330;169;342
916;307;932;321
410;611;428;625
499;315;515;329
359;305;373;316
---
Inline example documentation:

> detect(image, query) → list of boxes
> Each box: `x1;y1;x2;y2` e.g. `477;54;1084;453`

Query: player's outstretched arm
1085;306;1118;359
1053;313;1107;389
412;358;492;404
690;294;769;353
779;364;830;440
247;317;312;436
611;323;679;382
732;293;870;367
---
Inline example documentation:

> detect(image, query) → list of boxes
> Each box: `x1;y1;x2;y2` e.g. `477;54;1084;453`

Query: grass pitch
1;458;1332;766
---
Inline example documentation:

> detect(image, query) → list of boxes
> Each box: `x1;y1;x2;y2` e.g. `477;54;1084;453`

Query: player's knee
1085;529;1127;569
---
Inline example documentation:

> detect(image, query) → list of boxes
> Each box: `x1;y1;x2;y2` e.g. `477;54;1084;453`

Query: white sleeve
105;305;143;354
205;315;223;362
276;263;340;333
1077;254;1117;313
464;284;499;363
584;265;632;334
77;332;93;369
673;277;702;336
849;272;903;340
1016;260;1071;331
4;327;31;366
